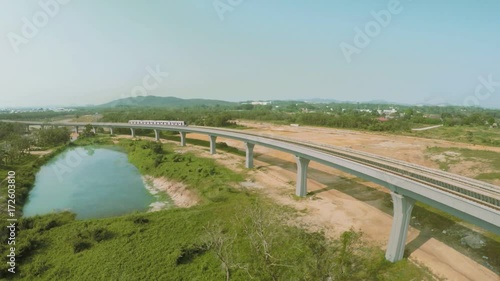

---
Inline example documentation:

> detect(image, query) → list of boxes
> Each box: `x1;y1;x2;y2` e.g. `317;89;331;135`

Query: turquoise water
23;146;156;219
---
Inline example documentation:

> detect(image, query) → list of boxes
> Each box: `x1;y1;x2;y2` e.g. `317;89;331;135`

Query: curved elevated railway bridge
4;120;499;262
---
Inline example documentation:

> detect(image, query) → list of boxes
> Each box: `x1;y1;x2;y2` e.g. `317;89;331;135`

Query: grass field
425;146;500;183
402;126;500;147
1;139;435;280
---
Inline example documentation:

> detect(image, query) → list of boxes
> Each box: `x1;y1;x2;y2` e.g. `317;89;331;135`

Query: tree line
0;122;70;166
97;103;498;133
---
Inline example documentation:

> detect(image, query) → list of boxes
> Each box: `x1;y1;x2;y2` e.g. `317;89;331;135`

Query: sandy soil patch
448;161;491;179
70;114;103;123
30;149;53;156
428;151;461;163
236;120;500;161
426;150;498;183
143;175;200;209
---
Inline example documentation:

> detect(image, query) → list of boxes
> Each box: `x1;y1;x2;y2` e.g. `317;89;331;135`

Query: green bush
72;240;92;253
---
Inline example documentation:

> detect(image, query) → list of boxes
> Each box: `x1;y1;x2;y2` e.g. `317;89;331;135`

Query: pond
23;146;157;219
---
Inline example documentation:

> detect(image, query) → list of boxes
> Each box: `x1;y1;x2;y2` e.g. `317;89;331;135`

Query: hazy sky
1;0;500;108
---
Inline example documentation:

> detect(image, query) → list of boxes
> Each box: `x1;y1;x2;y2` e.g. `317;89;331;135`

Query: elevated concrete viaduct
5;120;500;262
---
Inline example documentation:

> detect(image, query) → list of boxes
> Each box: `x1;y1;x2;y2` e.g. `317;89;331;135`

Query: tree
36;127;70;147
151;142;163;154
3;143;19;164
404;108;414;119
0;145;7;166
202;223;238;281
80;124;95;138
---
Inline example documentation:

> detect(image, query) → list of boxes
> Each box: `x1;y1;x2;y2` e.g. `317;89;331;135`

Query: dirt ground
30;149;53;156
169;121;499;281
142;175;200;209
235;121;500;186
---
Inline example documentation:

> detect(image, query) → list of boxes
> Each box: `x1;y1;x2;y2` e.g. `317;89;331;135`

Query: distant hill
364;99;392;104
98;96;235;108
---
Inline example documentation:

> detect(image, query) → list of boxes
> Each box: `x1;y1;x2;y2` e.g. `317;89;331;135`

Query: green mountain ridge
99;96;235;108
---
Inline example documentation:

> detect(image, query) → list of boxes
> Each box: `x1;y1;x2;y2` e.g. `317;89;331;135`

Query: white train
128;120;188;126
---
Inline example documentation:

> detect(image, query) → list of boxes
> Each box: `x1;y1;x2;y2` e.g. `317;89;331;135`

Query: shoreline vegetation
1;133;434;280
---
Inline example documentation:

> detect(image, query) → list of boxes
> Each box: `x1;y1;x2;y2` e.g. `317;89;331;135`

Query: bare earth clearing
143;175;200;210
112;121;498;280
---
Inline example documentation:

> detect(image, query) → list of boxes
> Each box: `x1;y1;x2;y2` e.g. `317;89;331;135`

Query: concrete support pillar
41;125;45;129
179;131;186;147
26;125;30;133
209;135;217;155
110;127;114;135
75;126;79;134
131;128;136;138
385;192;416;262
245;142;255;168
295;156;310;197
154;129;160;141
92;127;96;134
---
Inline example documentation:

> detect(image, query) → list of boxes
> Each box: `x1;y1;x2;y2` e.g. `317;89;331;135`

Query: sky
1;0;500;108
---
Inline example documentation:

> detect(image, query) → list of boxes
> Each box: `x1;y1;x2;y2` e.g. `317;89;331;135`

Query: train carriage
128;120;188;126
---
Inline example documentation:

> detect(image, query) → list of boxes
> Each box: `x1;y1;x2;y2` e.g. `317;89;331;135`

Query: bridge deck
4;120;499;233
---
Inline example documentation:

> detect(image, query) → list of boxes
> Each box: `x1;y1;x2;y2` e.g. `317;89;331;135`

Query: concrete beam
130;128;136;138
154;129;160;141
295;156;310;197
385;192;416;262
245;142;255;168
179;131;186;146
3;120;498;236
209;135;217;155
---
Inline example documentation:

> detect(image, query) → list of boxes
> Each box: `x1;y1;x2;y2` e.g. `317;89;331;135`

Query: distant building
377;108;398;118
250;101;271;105
53;108;75;112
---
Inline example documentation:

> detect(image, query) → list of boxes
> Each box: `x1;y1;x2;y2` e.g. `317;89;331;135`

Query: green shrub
72;240;92;253
25;258;51;277
132;217;149;224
